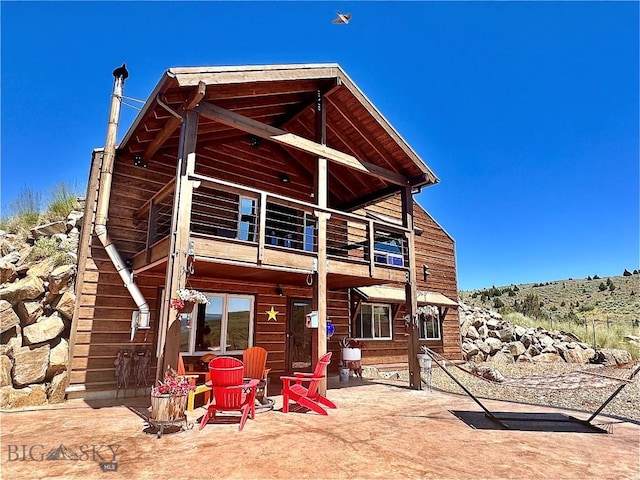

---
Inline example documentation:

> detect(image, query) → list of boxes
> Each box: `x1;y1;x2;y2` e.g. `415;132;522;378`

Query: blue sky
2;1;638;290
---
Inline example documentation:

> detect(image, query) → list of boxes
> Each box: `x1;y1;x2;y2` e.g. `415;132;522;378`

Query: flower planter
177;300;196;313
342;347;361;362
150;393;188;422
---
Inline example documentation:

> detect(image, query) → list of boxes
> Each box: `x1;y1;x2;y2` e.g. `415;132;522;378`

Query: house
66;64;461;399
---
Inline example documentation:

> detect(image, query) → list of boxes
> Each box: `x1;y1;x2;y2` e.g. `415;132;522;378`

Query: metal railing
134;173;410;271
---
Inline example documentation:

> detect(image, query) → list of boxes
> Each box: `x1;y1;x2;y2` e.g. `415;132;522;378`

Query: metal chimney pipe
94;64;151;341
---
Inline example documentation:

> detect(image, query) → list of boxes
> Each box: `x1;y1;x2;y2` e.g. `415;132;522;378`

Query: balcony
132;173;410;288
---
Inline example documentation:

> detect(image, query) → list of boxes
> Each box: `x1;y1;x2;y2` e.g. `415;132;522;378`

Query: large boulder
531;352;565;363
26;258;57;280
594;348;633;366
462;341;480;357
466;325;480;340
0;325;22;356
47;338;69;379
0;275;44;306
562;347;595;364
490;325;515;342
48;265;76;294
66;210;84;231
0;355;12;387
48;370;68;404
0;300;20;333
12;344;50;386
22;313;64;345
0;384;47;409
507;341;526;357
15;300;43;326
54;290;75;321
487;350;515;365
30;221;67;239
485;337;503;354
0;261;17;284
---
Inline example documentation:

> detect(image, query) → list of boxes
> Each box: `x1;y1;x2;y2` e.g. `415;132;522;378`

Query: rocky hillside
458;302;633;367
0;206;83;408
461;274;640;325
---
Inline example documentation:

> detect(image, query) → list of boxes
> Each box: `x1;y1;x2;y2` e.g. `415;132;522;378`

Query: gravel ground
397;361;640;423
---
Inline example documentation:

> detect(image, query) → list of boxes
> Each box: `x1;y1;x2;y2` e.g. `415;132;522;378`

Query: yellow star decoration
266;306;279;321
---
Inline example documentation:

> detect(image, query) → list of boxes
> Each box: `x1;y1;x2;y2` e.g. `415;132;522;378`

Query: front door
287;298;313;373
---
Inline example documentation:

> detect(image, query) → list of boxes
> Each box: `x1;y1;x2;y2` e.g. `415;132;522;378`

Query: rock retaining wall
458;303;632;365
0;205;83;409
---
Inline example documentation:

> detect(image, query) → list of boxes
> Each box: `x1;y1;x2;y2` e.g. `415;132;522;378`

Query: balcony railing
134;173;409;272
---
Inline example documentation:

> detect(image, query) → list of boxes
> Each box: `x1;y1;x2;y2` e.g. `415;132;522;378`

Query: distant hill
460;272;640;326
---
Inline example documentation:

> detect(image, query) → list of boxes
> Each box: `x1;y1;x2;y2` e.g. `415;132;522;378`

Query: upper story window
180;293;254;355
266;202;315;252
418;305;441;340
353;303;392;340
374;233;405;266
238;196;257;242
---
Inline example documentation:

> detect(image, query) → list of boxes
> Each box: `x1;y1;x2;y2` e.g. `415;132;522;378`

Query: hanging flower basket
175;300;196;313
170;289;209;312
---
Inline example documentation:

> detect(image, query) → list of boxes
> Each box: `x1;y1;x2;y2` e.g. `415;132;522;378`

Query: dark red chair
280;352;336;415
199;357;259;432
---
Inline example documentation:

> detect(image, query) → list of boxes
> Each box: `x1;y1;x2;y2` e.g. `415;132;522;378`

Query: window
180;294;254;354
419;306;441;340
304;213;316;252
266;202;313;251
238;196;257;242
374;233;404;266
354;303;392;340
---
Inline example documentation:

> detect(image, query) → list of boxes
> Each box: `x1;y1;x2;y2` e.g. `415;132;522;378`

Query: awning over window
354;285;458;307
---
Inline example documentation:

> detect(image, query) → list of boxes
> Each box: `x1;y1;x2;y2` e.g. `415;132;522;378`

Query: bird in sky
332;11;352;25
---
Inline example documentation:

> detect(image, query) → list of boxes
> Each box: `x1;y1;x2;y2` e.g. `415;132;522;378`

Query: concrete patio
1;378;638;480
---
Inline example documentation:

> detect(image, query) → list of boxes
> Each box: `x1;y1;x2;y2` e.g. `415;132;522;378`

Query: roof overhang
116;63;439;207
354;285;458;307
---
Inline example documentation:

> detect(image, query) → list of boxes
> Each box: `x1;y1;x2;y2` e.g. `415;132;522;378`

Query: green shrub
1;187;41;235
42;183;79;222
27;237;74;266
598;282;606;292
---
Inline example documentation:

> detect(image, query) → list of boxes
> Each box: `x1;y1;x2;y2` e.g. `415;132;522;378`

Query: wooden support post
158;109;199;379
313;90;329;395
402;186;421;390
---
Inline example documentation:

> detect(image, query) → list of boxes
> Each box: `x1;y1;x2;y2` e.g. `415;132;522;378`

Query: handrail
188;172;410;233
134;179;176;220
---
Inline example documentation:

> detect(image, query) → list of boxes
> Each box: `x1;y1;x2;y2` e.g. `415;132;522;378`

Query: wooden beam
195;101;409;186
143;81;206;162
336;185;402;212
402;186;420;390
158;109;199;378
314;90;328;396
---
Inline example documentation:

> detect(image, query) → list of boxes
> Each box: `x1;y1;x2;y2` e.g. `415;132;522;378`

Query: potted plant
170;288;209;313
339;337;365;362
150;367;194;422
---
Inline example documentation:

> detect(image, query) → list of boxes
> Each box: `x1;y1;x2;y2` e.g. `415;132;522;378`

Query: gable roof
117;63;439;208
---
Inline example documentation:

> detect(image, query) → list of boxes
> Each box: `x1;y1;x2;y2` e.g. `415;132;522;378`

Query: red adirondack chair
280;352;337;415
199;357;259;432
